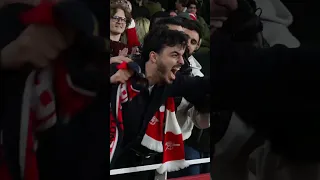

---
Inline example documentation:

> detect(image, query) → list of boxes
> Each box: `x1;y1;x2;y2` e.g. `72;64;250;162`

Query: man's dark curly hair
152;17;185;30
110;3;132;28
182;18;203;40
142;26;189;61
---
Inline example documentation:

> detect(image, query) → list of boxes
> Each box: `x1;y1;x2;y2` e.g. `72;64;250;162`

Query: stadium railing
110;157;210;180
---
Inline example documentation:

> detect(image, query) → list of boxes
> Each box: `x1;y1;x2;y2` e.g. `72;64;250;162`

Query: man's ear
196;39;202;50
149;51;157;63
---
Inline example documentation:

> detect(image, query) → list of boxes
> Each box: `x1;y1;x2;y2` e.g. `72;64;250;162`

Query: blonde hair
135;17;150;43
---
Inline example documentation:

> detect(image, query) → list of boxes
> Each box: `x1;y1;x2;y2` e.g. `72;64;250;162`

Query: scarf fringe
156;160;189;174
141;134;163;152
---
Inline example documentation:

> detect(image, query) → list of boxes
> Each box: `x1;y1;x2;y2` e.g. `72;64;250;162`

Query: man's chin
165;78;174;84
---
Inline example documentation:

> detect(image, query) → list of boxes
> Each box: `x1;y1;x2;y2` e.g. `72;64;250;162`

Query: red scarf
110;63;189;173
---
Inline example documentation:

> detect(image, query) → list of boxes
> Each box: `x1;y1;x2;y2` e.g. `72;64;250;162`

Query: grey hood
254;0;300;48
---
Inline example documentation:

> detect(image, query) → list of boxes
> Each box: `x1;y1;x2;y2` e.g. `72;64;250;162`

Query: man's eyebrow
170;51;181;55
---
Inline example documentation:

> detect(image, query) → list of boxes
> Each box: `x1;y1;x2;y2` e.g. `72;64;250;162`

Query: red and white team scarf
0;60;94;180
110;80;189;173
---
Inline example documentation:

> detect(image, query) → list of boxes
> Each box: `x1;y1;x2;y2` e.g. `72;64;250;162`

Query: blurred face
175;0;183;11
151;46;185;84
127;1;132;13
167;24;198;54
183;28;200;54
210;0;238;31
187;4;197;14
110;9;127;35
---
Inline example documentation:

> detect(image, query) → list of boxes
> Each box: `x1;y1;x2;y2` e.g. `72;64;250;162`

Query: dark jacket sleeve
212;31;320;162
167;74;211;113
212;31;320;112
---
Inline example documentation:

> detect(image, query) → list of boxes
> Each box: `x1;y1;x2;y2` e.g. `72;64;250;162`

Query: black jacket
212;30;320;163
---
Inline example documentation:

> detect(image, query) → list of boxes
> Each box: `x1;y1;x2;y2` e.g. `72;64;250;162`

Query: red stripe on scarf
54;61;93;118
24;110;39;180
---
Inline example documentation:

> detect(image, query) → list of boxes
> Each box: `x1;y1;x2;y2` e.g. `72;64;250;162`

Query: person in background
110;3;133;56
131;0;150;19
111;0;140;53
186;0;208;30
143;0;162;16
175;0;189;13
149;11;170;30
135;17;150;43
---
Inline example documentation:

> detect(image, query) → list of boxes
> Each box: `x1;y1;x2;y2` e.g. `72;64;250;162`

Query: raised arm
167;74;211;113
212;31;320;112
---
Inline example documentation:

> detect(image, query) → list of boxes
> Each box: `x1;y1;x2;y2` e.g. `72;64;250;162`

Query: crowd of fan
109;0;211;179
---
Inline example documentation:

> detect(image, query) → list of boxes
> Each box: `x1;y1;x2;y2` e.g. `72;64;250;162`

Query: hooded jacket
255;0;300;48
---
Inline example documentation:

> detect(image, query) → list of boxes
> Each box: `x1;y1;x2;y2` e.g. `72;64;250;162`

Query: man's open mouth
171;66;180;74
170;66;181;80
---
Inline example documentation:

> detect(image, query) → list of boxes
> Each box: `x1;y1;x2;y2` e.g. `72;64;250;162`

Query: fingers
118;70;131;83
110;69;133;84
110;56;132;64
32;53;50;68
38;25;67;51
119;57;132;63
118;48;129;56
40;42;60;60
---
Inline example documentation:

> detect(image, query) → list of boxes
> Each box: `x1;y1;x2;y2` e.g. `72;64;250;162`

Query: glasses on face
111;16;126;23
188;6;197;9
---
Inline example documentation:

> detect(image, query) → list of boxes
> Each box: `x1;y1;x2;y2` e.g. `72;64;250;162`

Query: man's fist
110;69;133;84
1;24;71;69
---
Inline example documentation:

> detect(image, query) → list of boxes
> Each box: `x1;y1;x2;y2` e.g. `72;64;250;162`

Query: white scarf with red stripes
110;81;189;173
18;64;95;180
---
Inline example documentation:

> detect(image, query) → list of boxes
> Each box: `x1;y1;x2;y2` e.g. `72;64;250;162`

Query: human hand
131;46;140;55
110;69;133;84
210;0;238;32
110;56;132;64
118;48;128;56
1;24;70;69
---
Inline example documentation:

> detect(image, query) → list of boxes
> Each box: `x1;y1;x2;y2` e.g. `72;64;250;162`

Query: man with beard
110;26;210;180
155;17;212;178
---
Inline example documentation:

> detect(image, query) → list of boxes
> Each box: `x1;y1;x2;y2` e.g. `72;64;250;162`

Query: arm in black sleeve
212;31;320;113
167;74;211;113
212;32;320;163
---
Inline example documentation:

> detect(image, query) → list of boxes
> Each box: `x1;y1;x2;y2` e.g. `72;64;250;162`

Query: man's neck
145;61;158;86
110;33;121;42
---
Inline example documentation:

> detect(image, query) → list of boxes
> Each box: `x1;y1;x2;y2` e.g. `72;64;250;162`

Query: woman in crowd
110;1;140;56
